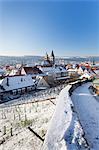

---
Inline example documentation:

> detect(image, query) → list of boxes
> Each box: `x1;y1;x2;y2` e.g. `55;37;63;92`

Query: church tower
44;52;50;62
50;50;55;65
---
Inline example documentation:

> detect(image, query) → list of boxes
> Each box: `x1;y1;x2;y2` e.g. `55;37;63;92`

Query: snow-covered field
0;82;99;150
0;99;56;150
0;84;66;150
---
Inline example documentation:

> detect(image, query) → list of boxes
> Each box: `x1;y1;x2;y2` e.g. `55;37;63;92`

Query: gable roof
22;66;43;75
37;76;50;89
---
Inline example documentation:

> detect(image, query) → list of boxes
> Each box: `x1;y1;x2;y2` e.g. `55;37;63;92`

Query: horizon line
0;54;99;57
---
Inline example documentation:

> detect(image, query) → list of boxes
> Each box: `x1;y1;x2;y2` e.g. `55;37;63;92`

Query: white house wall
21;68;27;75
37;78;50;88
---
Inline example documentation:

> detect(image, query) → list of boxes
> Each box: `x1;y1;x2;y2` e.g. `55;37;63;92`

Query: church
41;50;55;67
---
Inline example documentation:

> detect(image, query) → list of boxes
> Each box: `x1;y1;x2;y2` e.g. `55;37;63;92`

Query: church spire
45;52;49;61
50;50;55;65
51;50;54;57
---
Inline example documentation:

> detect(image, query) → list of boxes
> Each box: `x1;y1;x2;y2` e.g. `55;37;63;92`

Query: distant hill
56;56;99;63
0;55;99;66
0;56;43;66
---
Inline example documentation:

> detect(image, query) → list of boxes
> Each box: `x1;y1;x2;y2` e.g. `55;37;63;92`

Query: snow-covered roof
40;66;67;74
41;60;50;66
93;78;99;86
0;75;35;92
36;87;48;90
36;73;47;77
83;69;89;73
9;69;19;76
0;68;5;74
39;67;51;73
55;76;70;80
91;64;99;67
79;73;91;79
94;70;99;75
67;68;77;72
76;67;84;74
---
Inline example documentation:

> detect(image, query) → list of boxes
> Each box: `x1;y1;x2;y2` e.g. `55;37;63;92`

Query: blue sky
0;0;99;56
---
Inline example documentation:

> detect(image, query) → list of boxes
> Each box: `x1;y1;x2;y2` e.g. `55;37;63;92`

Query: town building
36;75;50;90
0;75;36;101
93;78;99;95
41;51;55;67
21;66;43;78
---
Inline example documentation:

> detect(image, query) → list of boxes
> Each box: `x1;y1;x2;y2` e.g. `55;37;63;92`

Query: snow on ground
43;85;89;150
0;128;42;150
0;99;56;150
71;82;99;150
1;81;98;150
0;84;67;150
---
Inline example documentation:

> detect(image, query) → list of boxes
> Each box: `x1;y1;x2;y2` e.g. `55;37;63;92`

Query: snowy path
43;84;88;150
71;83;99;150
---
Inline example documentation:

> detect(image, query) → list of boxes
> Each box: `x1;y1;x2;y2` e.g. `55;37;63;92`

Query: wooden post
10;123;13;136
18;113;21;121
25;113;27;126
13;109;15;120
3;126;6;135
